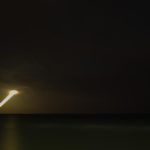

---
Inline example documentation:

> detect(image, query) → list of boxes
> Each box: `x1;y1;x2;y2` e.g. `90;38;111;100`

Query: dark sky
0;0;150;113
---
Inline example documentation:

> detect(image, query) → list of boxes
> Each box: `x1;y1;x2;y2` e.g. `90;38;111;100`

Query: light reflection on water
0;118;20;150
0;117;150;150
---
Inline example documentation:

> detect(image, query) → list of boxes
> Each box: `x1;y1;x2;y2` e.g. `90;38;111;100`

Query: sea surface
0;114;150;150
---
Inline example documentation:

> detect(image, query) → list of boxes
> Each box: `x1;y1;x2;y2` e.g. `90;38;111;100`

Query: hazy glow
9;90;19;95
0;90;19;107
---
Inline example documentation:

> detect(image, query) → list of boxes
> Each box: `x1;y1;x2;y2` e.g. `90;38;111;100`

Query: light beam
0;90;19;107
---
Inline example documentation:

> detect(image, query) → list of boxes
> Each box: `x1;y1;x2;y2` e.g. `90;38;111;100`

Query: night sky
0;0;150;113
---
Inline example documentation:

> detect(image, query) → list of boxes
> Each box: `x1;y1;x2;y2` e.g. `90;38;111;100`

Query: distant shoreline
0;113;150;125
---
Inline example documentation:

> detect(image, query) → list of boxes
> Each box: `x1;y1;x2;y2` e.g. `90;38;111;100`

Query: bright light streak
0;90;19;107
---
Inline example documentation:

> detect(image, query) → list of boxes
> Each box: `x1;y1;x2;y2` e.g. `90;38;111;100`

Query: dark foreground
0;114;150;150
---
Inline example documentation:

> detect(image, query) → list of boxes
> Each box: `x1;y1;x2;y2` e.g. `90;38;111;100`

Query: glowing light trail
0;90;19;107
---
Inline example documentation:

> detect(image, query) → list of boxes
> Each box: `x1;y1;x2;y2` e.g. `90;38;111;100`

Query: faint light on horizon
0;90;19;107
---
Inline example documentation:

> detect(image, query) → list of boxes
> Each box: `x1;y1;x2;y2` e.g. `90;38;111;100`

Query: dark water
0;114;150;150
